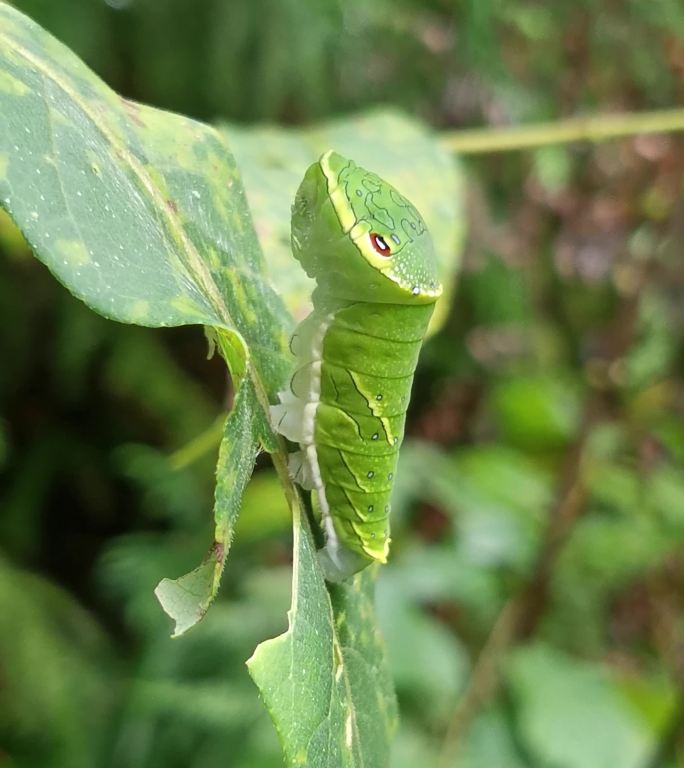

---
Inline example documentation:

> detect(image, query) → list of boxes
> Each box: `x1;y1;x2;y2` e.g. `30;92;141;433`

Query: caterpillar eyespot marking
370;232;391;257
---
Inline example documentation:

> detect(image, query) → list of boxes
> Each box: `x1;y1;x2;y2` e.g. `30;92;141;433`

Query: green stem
440;107;684;154
168;414;226;470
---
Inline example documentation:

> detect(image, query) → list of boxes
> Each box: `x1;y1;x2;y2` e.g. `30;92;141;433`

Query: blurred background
1;0;684;766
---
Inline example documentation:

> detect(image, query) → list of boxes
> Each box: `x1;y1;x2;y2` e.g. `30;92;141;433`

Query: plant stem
440;108;684;154
168;414;226;470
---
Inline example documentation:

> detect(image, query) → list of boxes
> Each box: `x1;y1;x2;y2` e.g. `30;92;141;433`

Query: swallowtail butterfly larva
271;151;441;581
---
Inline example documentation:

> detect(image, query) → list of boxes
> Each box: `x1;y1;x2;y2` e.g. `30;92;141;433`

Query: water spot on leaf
0;69;28;96
55;239;91;267
129;299;150;321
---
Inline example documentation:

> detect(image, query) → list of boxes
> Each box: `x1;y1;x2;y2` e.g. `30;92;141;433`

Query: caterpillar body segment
271;151;441;581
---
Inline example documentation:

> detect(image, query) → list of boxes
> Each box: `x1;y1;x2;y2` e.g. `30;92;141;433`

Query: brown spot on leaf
210;541;225;565
120;96;147;128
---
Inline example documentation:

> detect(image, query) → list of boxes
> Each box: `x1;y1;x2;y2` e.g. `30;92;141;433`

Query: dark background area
1;1;684;766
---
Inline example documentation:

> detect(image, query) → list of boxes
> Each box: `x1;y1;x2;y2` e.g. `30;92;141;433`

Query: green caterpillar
271;151;441;581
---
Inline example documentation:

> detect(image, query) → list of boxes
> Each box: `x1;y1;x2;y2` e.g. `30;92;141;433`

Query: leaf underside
154;376;266;637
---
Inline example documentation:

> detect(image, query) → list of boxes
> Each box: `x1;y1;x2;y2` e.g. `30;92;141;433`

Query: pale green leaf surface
248;506;397;768
507;644;654;768
155;377;265;636
375;572;467;720
0;3;291;393
458;709;527;768
225;110;466;328
154;558;216;639
397;441;549;571
0;556;114;767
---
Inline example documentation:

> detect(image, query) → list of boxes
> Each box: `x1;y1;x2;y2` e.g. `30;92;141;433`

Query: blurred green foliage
2;0;684;766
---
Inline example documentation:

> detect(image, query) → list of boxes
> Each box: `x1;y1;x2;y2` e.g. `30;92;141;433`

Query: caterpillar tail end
318;545;373;583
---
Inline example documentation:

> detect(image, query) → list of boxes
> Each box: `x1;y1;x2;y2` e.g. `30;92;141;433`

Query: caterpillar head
291;150;442;305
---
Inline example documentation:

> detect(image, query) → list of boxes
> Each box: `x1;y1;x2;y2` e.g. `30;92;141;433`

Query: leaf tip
154;557;217;637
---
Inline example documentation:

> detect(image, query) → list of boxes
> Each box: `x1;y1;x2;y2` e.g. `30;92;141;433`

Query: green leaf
0;3;291;394
0;556;113;768
397;441;550;571
0;3;291;633
624;291;678;390
225;110;466;330
458;709;527;768
507;644;654;768
376;569;468;720
649;465;684;535
155;376;267;636
248;505;397;767
234;469;291;543
489;373;582;449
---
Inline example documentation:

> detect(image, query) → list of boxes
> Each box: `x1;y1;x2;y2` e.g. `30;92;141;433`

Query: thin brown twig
438;600;521;766
438;408;593;768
